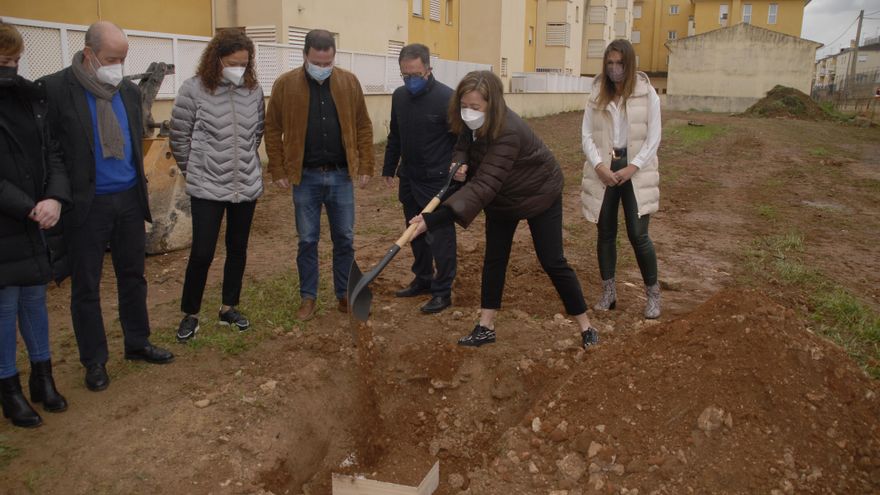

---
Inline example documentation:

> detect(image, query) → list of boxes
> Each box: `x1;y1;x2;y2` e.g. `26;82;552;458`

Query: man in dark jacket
41;21;173;392
382;44;457;314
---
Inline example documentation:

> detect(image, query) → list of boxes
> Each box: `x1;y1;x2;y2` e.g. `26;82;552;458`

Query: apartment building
632;0;810;90
0;0;213;36
815;38;880;94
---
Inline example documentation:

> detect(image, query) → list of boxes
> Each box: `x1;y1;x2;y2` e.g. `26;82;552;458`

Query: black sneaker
457;325;496;347
581;327;599;349
219;308;249;331
176;315;199;342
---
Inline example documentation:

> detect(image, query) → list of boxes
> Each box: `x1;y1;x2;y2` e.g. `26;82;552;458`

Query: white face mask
460;108;485;131
222;66;246;86
92;58;124;87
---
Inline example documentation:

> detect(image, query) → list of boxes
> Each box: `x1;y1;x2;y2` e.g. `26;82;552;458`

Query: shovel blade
347;259;373;322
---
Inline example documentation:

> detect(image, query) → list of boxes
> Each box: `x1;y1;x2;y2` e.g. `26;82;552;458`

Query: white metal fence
510;72;593;93
5;16;493;98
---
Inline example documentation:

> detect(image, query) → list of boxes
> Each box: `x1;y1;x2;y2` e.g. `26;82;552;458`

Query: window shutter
588;7;607;24
429;0;441;21
246;25;276;43
545;23;571;47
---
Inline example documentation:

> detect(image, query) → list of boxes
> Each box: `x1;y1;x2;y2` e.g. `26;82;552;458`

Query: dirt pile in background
744;85;832;120
458;289;880;494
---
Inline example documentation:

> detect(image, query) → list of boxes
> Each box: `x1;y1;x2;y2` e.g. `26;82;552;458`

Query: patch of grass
811;287;880;378
663;123;727;150
807;146;832;157
756;204;778;220
743;230;880;377
0;436;19;468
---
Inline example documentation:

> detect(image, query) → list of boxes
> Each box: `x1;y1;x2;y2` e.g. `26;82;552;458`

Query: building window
429;0;440;21
670;5;679;15
635;55;640;68
446;0;453;25
768;3;778;24
387;40;404;57
529;26;535;46
668;30;677;40
633;4;642;19
587;39;605;58
632;30;641;44
546;23;571;47
413;0;423;17
588;6;607;24
615;21;626;36
719;4;729;24
501;57;508;76
576;6;580;23
247;25;277;43
743;4;752;24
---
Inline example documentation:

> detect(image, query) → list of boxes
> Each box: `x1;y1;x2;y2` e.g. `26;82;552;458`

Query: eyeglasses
400;72;429;80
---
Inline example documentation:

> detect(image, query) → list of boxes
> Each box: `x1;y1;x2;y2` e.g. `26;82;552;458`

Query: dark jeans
400;178;456;297
69;187;150;367
0;285;50;378
292;168;354;300
180;197;257;315
481;196;588;315
597;154;658;286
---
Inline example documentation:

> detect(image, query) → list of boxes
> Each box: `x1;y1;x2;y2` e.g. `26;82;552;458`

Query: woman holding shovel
408;70;599;350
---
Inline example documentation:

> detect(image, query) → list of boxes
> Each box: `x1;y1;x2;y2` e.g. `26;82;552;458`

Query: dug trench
1;110;879;494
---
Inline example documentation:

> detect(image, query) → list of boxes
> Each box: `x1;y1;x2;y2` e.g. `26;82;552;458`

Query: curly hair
0;19;24;57
196;29;258;93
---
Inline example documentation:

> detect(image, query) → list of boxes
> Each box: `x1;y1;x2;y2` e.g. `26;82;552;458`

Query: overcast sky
803;0;880;58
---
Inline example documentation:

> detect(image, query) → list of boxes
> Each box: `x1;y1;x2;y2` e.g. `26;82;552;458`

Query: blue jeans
292;168;355;300
0;285;51;379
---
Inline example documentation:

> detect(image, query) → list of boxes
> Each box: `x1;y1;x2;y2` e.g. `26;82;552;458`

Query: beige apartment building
815;38;880;94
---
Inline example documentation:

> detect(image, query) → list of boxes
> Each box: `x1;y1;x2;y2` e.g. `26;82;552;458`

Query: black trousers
481;196;588;315
69;187;150;367
400;178;456;297
597;153;658;286
180;197;256;315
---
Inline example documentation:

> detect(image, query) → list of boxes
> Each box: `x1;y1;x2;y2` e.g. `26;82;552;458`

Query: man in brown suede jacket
265;29;374;321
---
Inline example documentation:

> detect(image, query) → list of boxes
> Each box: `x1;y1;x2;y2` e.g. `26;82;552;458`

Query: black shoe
84;364;110;392
219;307;249;331
581;328;599;349
177;315;200;342
395;280;431;298
458;325;496;347
420;295;452;314
124;344;175;364
29;360;68;412
1;373;42;427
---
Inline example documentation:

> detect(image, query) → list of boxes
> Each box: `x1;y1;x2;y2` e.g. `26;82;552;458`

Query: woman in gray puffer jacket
169;29;265;341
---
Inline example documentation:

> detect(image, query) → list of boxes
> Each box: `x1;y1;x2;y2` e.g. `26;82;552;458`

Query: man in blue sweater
383;44;457;314
42;22;173;392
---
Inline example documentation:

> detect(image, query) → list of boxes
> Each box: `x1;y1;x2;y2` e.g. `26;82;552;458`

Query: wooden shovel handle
394;196;442;248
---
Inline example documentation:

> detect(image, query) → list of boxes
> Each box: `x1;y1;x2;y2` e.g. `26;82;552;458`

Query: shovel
348;162;464;322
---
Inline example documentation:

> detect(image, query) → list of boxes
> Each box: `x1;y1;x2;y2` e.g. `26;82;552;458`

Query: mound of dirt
460;289;880;494
744;85;831;120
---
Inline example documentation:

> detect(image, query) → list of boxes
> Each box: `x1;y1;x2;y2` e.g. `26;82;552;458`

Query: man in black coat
41;21;173;392
382;44;457;314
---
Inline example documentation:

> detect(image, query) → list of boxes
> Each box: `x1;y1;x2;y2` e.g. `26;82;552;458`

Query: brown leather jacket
265;66;374;185
445;108;563;228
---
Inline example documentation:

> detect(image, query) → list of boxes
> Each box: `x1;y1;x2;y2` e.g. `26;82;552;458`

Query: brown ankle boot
296;298;317;321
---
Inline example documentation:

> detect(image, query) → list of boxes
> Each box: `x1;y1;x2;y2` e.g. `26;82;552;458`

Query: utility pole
848;10;864;96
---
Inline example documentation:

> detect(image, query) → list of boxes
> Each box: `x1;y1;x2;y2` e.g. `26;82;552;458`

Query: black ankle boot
0;373;42;428
29;360;68;412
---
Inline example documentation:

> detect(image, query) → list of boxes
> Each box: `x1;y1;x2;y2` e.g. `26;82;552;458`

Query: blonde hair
0;19;24;57
596;39;637;111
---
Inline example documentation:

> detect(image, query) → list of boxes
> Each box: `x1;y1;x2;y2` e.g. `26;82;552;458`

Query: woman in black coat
0;20;70;428
410;70;599;349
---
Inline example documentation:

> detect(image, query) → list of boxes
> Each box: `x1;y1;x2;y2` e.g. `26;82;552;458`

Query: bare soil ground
1;110;879;495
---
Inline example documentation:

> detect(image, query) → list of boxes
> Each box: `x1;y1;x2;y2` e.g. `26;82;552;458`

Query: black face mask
0;65;18;86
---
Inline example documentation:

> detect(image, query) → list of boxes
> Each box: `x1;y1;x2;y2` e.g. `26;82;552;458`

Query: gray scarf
70;51;125;160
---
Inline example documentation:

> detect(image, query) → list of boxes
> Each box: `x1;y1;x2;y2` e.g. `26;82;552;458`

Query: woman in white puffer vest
169;29;265;341
580;39;662;319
